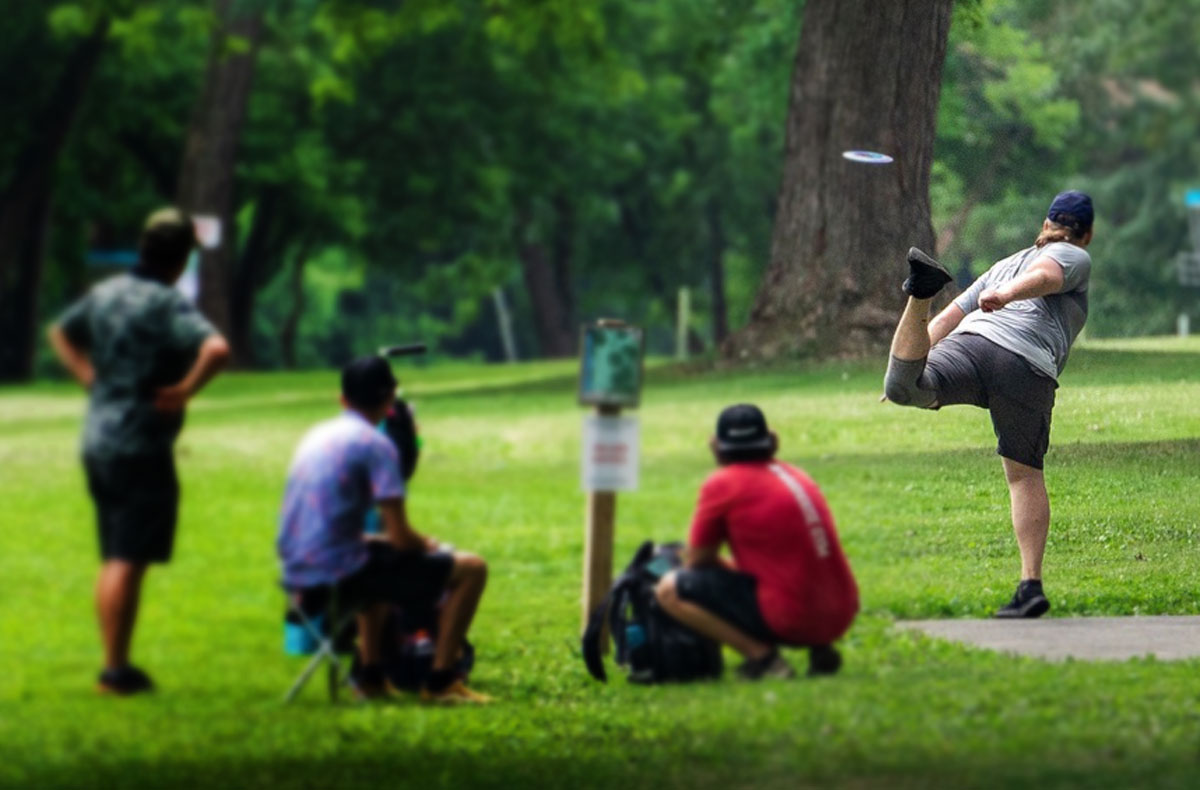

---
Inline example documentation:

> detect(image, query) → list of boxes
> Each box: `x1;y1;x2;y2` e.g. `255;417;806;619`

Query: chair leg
328;652;340;702
283;643;334;704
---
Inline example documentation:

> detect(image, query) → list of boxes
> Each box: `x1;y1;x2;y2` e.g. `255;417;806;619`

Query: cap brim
715;436;774;453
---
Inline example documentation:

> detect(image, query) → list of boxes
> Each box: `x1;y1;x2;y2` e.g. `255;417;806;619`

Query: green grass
3;340;1200;789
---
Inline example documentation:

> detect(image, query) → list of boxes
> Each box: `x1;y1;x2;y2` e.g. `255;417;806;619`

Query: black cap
1047;190;1094;235
341;355;397;410
715;404;773;452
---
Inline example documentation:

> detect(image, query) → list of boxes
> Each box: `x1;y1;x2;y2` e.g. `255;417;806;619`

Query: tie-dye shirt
277;411;405;587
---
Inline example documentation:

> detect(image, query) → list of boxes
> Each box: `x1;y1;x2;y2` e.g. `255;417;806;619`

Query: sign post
578;320;645;640
1177;189;1200;335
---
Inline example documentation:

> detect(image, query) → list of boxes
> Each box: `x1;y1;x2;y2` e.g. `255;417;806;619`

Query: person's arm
928;303;966;347
979;257;1065;313
47;325;95;390
686;543;723;568
154;334;231;412
686;474;729;568
378;497;432;552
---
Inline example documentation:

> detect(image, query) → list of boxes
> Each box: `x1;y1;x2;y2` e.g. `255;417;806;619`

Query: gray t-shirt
951;242;1092;380
57;273;216;458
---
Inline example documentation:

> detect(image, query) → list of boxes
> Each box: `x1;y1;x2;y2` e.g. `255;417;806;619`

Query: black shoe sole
807;646;842;677
994;595;1050;619
903;246;953;298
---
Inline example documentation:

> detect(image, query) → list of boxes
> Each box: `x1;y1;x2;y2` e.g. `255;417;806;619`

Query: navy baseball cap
715;404;773;452
1047;190;1094;234
341;355;397;409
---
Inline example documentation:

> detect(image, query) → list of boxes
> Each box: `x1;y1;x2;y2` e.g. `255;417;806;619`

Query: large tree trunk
726;0;954;359
176;0;263;363
0;19;109;382
518;198;577;358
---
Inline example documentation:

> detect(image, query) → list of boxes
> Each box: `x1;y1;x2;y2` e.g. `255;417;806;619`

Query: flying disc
842;150;894;164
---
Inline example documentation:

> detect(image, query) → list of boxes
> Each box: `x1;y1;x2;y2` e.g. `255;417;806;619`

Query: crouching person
656;405;859;679
277;356;491;703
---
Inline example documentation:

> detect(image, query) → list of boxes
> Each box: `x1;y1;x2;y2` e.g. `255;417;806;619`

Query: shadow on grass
12;733;1200;790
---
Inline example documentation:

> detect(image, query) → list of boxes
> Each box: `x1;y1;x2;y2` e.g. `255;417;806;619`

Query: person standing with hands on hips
49;208;231;694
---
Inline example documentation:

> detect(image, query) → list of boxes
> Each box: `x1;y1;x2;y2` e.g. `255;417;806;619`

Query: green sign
578;324;644;408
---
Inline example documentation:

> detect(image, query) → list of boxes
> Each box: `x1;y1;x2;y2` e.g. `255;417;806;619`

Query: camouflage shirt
57;272;216;458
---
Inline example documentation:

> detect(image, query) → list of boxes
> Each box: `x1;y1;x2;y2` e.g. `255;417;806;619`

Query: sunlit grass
2;340;1200;788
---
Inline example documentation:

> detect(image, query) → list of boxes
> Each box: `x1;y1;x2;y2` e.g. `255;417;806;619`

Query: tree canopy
1;0;1195;380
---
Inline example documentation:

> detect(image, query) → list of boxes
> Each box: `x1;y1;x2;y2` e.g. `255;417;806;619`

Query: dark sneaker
995;579;1050;619
97;665;154;696
807;645;842;677
351;663;390;700
903;247;953;299
736;649;795;680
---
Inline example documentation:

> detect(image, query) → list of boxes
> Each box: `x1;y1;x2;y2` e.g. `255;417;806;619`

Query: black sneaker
736;649;795;680
902;247;953;299
994;579;1050;619
97;665;154;695
351;663;390;700
807;645;842;677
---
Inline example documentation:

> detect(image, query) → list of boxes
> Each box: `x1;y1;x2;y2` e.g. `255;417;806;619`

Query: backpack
582;541;724;684
384;396;421;481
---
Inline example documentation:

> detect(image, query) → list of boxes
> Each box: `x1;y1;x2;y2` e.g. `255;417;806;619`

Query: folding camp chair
281;584;359;703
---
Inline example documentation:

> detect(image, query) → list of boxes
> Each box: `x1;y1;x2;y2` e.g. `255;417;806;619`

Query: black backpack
582;541;724;684
384;397;420;481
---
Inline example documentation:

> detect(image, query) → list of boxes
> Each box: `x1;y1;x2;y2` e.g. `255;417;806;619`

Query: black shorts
674;566;778;645
338;541;454;613
925;333;1057;469
84;452;179;563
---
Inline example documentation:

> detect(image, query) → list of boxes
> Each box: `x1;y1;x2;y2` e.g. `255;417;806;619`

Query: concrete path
896;616;1200;662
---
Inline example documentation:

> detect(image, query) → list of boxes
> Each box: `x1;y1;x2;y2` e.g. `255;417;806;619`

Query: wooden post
675;287;690;361
492;286;519;362
582;404;620;642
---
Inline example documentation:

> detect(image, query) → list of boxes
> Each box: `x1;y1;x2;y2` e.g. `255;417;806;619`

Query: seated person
655;404;859;679
277;356;490;703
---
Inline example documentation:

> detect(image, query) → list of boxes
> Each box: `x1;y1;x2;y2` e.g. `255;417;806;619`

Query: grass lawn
2;338;1200;789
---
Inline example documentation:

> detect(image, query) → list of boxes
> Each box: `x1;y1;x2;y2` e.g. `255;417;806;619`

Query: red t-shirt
689;461;859;645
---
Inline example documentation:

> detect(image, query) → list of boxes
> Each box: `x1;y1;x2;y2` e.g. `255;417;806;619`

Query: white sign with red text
581;415;640;492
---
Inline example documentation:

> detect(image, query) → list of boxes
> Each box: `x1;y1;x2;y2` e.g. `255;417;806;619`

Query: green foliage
938;0;1200;335
13;0;1198;378
4;342;1200;786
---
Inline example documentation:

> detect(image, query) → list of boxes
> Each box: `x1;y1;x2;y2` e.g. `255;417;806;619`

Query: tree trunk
518;199;576;358
230;187;281;368
280;242;310;370
706;199;729;346
176;0;263;362
726;0;954;359
0;19;109;381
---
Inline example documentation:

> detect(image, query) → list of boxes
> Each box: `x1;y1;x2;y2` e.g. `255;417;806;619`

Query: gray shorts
925;333;1057;469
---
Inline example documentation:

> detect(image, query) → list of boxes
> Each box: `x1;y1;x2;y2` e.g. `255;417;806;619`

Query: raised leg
890;297;935;361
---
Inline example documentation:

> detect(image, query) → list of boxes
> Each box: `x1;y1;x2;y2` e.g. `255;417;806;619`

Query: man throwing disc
882;191;1094;618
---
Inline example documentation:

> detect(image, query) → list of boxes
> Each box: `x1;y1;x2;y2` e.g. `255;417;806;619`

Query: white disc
842;150;894;164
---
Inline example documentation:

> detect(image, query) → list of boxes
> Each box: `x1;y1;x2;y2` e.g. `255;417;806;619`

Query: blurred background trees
1;0;1196;380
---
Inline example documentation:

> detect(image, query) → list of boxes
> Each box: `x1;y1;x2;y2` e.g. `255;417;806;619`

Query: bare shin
96;560;148;670
1002;458;1050;580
